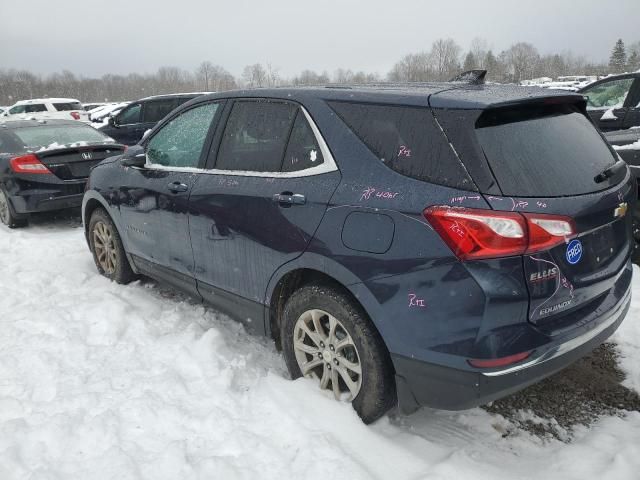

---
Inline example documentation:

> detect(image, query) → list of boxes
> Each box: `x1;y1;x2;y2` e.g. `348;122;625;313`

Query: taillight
10;154;51;174
70;111;81;120
424;206;575;261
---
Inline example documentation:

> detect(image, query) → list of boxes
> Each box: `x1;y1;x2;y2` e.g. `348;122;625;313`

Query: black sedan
0;119;125;228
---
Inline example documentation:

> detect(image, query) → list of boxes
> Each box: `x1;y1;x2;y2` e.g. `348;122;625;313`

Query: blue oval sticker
566;239;583;265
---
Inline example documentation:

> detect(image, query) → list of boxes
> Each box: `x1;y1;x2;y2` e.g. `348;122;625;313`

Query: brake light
424;206;575;261
10;154;51;174
70;111;81;120
523;213;576;254
468;351;532;369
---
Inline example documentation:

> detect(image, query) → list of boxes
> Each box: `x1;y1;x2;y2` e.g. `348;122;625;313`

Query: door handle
273;192;306;205
167;181;189;193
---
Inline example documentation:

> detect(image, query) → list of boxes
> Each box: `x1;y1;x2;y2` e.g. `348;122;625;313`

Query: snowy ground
1;214;639;480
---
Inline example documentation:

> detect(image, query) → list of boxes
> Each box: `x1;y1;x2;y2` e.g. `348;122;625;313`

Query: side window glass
583;79;634;109
147;102;219;168
118;103;141;124
143;100;177;123
329;101;473;189
10;105;26;114
216;101;297;172
282;111;324;172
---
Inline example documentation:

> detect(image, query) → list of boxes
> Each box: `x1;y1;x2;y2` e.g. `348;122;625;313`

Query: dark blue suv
82;84;634;423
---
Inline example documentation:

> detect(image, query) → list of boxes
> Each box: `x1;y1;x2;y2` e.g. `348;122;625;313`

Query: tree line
1;38;638;105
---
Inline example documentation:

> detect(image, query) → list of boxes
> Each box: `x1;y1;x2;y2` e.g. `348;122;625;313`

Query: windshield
475;104;622;197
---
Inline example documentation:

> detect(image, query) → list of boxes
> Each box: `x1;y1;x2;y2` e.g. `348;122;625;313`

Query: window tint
216;101;297;172
143;99;178;123
329;101;474;189
582;78;634;109
282;111;324;172
10;104;47;114
53;102;83;111
476;104;621;197
118;103;141;124
147;102;219;168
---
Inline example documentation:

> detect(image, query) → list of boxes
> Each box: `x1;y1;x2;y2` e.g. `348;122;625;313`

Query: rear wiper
594;159;626;183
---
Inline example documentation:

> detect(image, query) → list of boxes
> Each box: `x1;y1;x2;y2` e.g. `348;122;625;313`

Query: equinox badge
614;202;628;219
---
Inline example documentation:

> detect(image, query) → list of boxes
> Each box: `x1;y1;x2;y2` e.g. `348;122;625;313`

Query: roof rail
449;69;487;85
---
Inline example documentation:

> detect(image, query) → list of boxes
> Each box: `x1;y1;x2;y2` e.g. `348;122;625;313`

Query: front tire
0;188;28;228
281;283;396;424
88;208;136;284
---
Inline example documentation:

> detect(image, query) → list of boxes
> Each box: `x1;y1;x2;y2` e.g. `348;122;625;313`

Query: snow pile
0;222;639;480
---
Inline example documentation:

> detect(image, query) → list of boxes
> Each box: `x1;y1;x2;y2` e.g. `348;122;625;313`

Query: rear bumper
393;281;632;414
8;181;86;214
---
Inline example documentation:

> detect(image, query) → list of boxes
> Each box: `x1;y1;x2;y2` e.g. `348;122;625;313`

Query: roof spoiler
449;69;487;85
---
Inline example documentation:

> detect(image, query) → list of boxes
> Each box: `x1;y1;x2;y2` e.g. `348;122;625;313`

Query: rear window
476;104;622;197
328;101;475;190
10;125;112;152
52;102;83;111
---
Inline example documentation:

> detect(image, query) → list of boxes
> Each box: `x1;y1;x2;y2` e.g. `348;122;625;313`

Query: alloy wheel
93;221;117;274
293;309;362;401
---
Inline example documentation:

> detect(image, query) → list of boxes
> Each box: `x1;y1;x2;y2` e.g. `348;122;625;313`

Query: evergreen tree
463;52;477;71
609;39;627;73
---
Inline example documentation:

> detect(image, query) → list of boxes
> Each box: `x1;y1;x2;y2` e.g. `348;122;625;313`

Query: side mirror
120;145;146;167
108;115;119;128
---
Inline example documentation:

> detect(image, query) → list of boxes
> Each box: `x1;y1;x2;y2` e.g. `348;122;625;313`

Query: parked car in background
605;128;640;261
0;119;124;228
578;72;640;131
83;85;633;423
89;102;129;124
0;107;6;115
83;102;108;111
98;93;209;145
2;98;90;123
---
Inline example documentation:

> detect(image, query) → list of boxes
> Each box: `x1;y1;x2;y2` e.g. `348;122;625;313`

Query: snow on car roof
12;98;81;105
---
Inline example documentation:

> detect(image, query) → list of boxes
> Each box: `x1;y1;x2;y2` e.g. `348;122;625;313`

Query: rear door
470;103;634;331
188;99;341;318
117;101;222;295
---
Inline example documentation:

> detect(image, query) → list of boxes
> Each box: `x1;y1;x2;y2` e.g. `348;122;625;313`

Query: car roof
138;92;213;102
196;83;585;110
0;119;85;129
12;98;81;105
578;72;640;92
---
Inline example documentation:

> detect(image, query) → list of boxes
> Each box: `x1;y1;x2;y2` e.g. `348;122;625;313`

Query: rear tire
281;283;396;424
88;208;136;284
0;188;27;229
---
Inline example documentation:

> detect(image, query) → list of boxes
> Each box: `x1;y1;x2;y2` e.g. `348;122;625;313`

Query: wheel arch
265;261;390;363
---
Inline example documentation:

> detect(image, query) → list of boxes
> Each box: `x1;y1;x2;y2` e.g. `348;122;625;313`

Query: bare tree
470;37;489;69
430;38;462;80
242;63;267;87
503;42;540;82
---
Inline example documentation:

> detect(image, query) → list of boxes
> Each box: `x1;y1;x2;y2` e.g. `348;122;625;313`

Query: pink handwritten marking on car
398;145;412;158
408;293;426;308
536;201;548;208
510;198;529;211
486;196;504;201
360;187;399;201
449;221;465;238
450;195;481;204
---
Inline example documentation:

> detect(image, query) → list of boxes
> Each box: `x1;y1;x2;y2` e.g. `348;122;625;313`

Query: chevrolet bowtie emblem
614;202;628;218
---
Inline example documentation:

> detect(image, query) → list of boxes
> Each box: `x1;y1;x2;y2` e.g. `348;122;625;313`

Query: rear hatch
432;95;634;333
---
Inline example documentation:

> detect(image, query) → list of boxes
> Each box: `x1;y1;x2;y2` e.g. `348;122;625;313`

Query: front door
582;77;635;131
118;101;222;294
188;100;341;327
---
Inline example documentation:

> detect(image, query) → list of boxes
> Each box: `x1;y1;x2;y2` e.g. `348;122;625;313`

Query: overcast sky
1;0;638;78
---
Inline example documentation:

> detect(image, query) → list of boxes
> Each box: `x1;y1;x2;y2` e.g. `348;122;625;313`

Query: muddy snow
1;213;639;480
